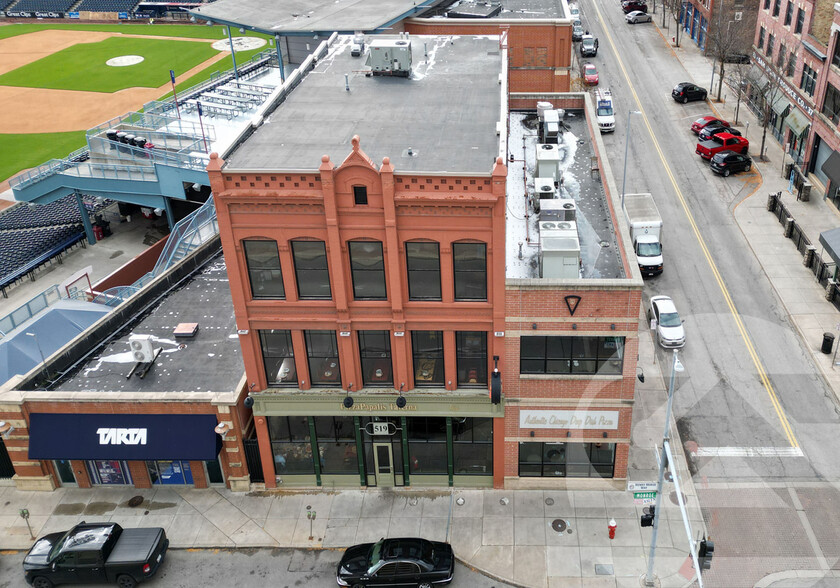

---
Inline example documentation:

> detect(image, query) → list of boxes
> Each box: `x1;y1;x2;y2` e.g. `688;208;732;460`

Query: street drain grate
545;497;555;506
551;519;567;533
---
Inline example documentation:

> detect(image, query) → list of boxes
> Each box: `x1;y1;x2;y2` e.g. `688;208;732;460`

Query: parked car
23;522;168;588
336;537;454;587
710;150;752;176
698;124;741;141
691;116;729;134
671;82;707;103
626;10;652;22
580;34;598;57
696;132;749;159
573;23;584;41
622;0;647;13
583;63;599;85
569;3;580;18
648;296;685;348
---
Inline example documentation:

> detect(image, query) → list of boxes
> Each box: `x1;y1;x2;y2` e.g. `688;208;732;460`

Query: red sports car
583;63;599;85
691;116;729;135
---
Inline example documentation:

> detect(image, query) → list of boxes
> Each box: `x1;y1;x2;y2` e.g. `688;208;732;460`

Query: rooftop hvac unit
128;334;156;363
540;198;576;222
543;110;560;143
536;143;561;180
557;198;577;221
535;178;556;200
537;101;553;121
365;39;412;77
539;223;581;279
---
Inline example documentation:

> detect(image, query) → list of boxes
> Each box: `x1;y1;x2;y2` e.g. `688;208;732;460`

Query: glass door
205;458;225;486
53;460;77;487
373;443;394;487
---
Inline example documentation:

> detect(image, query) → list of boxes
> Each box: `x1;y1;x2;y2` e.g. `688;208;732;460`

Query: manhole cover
456;497;465;506
594;564;614;575
551;519;567;533
127;496;144;507
669;491;687;505
545;497;555;506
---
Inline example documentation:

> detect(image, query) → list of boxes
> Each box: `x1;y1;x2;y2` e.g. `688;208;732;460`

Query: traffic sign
633;491;656;505
627;481;657;492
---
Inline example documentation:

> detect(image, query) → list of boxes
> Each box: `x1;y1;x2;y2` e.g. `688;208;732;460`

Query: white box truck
623;193;663;277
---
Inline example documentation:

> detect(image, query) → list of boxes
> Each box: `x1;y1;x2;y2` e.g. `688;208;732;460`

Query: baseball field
0;22;272;185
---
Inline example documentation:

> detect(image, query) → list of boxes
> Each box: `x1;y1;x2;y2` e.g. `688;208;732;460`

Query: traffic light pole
663;438;705;580
644;350;704;587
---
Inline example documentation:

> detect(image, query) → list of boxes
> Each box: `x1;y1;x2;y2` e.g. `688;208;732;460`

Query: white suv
648;296;686;348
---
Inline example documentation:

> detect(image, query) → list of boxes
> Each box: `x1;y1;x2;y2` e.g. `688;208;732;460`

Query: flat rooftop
506;110;624;280
224;34;504;174
441;0;566;19
57;253;244;394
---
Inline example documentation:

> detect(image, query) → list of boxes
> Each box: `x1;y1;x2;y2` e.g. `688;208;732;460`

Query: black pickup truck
23;522;168;588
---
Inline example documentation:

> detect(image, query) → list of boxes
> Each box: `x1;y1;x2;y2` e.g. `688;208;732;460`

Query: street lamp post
621;110;642;208
644;349;689;587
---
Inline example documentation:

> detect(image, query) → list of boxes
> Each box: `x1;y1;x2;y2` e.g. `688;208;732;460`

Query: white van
569;3;580;18
595;88;615;133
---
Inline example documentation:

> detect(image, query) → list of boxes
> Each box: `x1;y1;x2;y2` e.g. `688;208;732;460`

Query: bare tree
750;74;786;161
725;62;751;125
706;16;753;101
661;0;682;46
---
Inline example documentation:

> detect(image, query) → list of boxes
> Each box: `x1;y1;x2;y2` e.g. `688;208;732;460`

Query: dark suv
622;0;647;12
672;82;707;103
710;150;752;176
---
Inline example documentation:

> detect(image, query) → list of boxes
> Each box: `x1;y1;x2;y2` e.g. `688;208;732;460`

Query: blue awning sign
28;413;221;461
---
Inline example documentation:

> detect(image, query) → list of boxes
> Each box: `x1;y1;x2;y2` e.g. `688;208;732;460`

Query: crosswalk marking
694;447;804;457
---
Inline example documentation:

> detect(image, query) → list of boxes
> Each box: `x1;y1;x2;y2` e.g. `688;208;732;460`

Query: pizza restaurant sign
520;410;619;430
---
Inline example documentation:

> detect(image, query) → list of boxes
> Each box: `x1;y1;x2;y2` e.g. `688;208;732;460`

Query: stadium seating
74;0;139;11
0;0;18;10
9;0;77;11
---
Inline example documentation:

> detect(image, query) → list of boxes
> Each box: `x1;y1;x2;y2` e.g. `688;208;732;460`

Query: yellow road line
591;0;799;447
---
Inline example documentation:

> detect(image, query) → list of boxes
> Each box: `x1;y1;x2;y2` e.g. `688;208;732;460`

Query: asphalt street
0;548;514;588
574;0;840;584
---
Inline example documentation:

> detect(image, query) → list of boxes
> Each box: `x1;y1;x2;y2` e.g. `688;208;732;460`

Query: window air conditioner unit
129;334;156;363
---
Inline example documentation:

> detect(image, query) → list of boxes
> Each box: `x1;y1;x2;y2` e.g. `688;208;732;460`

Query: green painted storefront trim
252;390;504;417
321;474;362;488
452;475;493;488
446;418;454;487
275;474;316;486
401;416;410;487
410;474;450;487
354;416;365;487
308;417;321;486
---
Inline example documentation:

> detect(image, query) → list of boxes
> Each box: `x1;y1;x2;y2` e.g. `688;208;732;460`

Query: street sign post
627;481;657;492
634;491;657;505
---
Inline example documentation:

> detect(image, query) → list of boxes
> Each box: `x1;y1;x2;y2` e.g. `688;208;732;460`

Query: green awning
785;107;810;137
771;93;791;116
747;65;770;91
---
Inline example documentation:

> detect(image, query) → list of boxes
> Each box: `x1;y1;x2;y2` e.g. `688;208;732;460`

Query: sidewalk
665;24;840;405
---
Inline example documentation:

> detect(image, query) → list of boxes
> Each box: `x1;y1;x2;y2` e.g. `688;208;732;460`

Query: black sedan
698;124;742;141
672;82;707;103
337;537;454;587
710;150;752;176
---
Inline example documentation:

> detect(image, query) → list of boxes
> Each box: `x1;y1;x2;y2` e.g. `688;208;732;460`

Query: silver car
648;295;686;348
626;10;652;23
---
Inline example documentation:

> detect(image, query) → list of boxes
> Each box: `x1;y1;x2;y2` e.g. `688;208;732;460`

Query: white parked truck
623;193;663;277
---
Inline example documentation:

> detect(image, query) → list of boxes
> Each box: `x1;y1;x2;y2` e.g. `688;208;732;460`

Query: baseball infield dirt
0;29;229;133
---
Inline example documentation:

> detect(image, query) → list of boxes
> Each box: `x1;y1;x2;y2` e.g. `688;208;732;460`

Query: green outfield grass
0;23;235;41
0;36;219;93
0;132;87;184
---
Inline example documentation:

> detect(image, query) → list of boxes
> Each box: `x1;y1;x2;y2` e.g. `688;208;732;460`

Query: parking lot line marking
590;0;799;448
694;446;804;457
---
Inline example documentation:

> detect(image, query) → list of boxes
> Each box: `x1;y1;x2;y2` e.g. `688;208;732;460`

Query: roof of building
224;35;504;174
190;0;429;33
56;254;244;394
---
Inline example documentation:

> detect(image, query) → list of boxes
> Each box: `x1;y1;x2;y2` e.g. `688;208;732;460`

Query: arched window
452;242;487;301
242;239;284;299
291;240;331;299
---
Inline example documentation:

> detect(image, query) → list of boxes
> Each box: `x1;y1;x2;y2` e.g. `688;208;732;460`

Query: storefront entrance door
373;443;394;487
53;460;77;487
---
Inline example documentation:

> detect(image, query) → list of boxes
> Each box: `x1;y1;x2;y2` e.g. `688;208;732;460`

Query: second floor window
777;44;786;68
766;34;775;59
801;63;818;96
784;1;793;25
456;331;487;387
259;330;296;386
348;241;387;300
243;240;284;299
786;52;796;77
758;27;765;49
406;242;442;300
359;330;393;386
520;336;625;375
412;331;444;387
822;84;840;125
306;330;341;387
453;243;487;301
292;240;331;299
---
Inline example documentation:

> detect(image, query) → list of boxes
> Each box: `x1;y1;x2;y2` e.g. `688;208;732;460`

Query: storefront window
408;418;448;474
315;416;358;474
269;416;314;474
456;331;487;387
259;330;296;386
412;331;444;387
452;418;493;475
518;442;615;478
147;460;194;485
87;460;132;485
305;330;341;387
359;331;393;387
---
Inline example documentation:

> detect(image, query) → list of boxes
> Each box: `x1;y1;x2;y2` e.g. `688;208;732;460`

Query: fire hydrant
608;519;617;540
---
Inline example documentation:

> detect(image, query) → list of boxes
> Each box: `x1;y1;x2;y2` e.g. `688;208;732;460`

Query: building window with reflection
518;442;615;478
453;242;487;301
314;416;357;474
359;330;393;387
453;418;493;475
268;416;314;474
520;336;624;375
243;240;284;299
291;240;331;299
456;331;487;387
412;331;444;387
348;241;387;300
408;417;448;474
305;330;341;387
259;330;296;386
405;242;442;300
